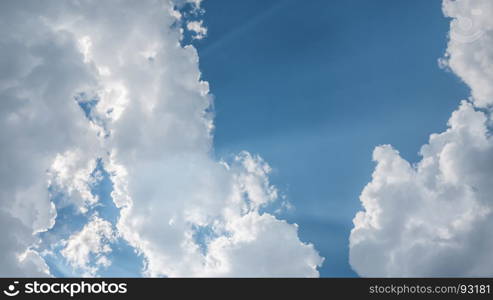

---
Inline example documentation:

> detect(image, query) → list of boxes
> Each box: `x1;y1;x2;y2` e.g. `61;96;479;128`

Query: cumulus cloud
350;0;493;277
61;215;116;277
440;0;493;107
187;20;208;40
48;150;100;214
1;0;323;277
202;212;323;277
0;0;101;276
75;0;321;276
113;152;322;277
0;211;51;276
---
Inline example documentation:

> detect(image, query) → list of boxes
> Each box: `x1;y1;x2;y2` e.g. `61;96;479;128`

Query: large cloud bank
350;0;493;277
0;0;322;277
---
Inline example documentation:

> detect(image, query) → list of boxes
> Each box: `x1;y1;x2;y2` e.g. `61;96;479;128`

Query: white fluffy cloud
1;0;323;277
0;1;102;276
76;0;321;276
187;20;208;40
0;211;51;276
350;0;493;277
48;150;100;214
113;152;322;277
441;0;493;107
61;215;116;277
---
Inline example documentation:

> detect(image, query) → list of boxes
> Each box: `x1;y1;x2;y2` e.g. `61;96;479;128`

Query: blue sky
196;0;469;276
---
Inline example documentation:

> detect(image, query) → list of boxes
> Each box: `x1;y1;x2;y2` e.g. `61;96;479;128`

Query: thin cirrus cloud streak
350;0;493;277
198;0;289;58
0;0;323;277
